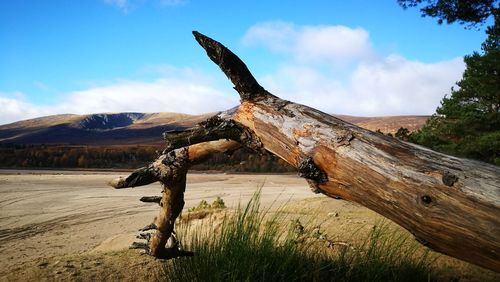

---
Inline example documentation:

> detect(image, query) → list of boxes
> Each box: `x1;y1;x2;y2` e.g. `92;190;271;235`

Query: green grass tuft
187;196;226;212
160;191;433;282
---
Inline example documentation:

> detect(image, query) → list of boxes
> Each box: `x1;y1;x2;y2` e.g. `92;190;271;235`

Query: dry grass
160;192;437;282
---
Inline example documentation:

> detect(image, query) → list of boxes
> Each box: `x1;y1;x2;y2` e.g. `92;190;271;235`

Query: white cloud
104;0;187;12
242;21;297;52
348;55;463;115
261;57;463;116
296;25;372;63
159;0;188;7
0;92;52;124
58;78;236;115
104;0;129;12
245;22;465;116
0;67;238;125
33;81;50;92
242;21;373;64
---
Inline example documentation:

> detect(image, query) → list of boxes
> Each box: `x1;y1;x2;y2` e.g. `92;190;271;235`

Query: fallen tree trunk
110;31;500;272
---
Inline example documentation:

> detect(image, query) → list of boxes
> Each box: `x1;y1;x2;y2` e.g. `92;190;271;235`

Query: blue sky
0;0;491;124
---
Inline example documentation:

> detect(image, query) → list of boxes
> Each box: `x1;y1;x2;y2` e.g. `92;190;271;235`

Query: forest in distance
0;126;416;172
0;118;494;172
0;143;295;173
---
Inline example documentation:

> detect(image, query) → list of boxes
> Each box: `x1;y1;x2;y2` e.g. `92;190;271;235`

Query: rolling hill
0;112;429;145
0;112;213;145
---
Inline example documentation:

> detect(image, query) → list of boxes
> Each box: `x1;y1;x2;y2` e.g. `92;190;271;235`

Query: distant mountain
0;112;213;145
0;112;429;145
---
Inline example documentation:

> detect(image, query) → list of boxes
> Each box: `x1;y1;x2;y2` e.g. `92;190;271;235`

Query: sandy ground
0;170;328;280
0;170;497;281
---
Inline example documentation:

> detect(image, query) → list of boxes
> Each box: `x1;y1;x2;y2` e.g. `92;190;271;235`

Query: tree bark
111;31;500;272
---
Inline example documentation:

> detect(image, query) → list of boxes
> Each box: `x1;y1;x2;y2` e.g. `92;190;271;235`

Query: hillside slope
0;112;213;145
0;112;428;145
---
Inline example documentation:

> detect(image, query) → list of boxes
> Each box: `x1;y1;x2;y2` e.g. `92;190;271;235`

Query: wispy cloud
33;81;51;92
260;56;463;116
159;0;188;7
244;21;464;116
103;0;187;12
243;21;374;65
58;77;235;115
0;66;237;125
0;92;53;125
104;0;130;13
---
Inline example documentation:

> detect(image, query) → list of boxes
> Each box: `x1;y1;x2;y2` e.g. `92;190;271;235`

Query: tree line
0;143;294;173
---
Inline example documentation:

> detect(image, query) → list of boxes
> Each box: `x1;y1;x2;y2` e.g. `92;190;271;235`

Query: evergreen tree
398;0;499;27
410;10;500;164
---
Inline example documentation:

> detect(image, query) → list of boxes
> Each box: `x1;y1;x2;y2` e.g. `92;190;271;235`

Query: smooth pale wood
192;31;500;272
187;139;241;162
232;96;500;272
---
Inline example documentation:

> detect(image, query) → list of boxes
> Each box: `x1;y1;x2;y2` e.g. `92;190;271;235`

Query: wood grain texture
193;32;500;272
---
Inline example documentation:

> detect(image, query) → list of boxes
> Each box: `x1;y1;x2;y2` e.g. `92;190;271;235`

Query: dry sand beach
0;170;336;281
0;170;497;281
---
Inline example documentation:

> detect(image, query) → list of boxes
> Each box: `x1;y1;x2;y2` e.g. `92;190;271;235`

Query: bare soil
0;170;497;281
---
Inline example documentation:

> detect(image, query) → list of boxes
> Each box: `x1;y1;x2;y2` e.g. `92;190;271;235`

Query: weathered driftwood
109;118;247;258
110;31;500;272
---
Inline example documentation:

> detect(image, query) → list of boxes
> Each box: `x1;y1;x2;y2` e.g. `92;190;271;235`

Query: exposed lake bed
0;170;496;281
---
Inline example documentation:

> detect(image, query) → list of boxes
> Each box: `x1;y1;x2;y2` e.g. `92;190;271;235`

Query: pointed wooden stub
192;31;268;101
